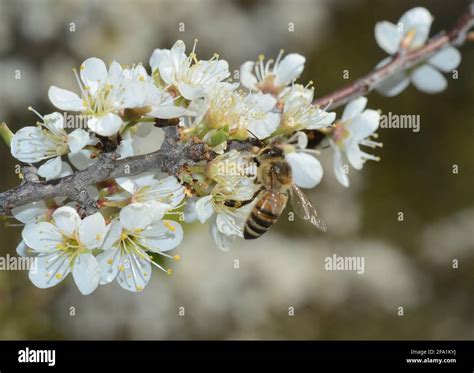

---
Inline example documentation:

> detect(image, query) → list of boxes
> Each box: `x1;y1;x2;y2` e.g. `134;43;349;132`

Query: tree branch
0;126;211;216
313;3;474;110
1;4;473;217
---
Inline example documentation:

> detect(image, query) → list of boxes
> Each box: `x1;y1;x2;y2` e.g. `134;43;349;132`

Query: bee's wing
289;184;327;232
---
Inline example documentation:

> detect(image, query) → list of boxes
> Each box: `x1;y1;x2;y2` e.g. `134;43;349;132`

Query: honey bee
243;145;327;239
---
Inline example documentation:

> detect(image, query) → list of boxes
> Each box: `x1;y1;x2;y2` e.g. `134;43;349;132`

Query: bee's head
258;146;284;160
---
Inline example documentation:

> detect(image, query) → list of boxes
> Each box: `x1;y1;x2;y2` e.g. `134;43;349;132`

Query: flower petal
286;152;323;189
155;176;186;207
295;131;309;149
116;172;155;193
121;81;150;109
345;141;365;170
119;203;153;231
68;148;97;170
67;129;90;153
195;195;214;223
246;93;276;112
318;110;336;126
16;240;34;257
97;248;121;284
398;7;433;49
149;48;170;73
12;201;48;224
79;212;106;250
178;82;205;100
170;40;187;67
411;64;447;94
80;57;108;95
117;136;134;159
87;113;122;137
22;222;62;252
149;103;188;119
342;97;367;122
114;178;138;195
332;147;349;187
375;21;402;55
275;53;305;86
29;252;70;289
107;60;123;85
146;201;172;223
43;112;65;133
428;46;461;72
72;253;100;295
11;126;51;163
347;109;380;140
56;161;73;179
375;58;410;97
209;219;235;251
101;220;122;251
52;206;81;237
48;86;85;111
183;197;198;223
139;220;183;252
116;251;151;292
216;213;243;237
240;61;258;90
37;156;63;180
248;112;280;139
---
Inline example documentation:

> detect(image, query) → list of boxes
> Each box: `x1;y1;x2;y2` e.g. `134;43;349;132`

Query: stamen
46;255;69;284
154;251;181;261
4;222;25;228
28;106;44;120
264;58;274;75
192;39;198;55
145;255;171;274
258;54;265;80
300;148;321;155
274;49;284;68
163;221;176;232
73;68;86;98
360;139;383;148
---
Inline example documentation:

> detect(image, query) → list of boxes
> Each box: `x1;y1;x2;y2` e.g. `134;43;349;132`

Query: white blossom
97;203;183;292
329;97;382;187
150;40;230;100
48;58;186;137
111;173;185;222
191;151;258;250
188;83;280;140
240;50;305;95
374;7;461;96
12;199;62;224
10;111;89;179
22;206;106;295
283;132;323;189
279;85;335;132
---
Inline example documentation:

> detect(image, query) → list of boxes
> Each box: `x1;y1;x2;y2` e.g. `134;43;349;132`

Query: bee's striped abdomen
244;191;287;239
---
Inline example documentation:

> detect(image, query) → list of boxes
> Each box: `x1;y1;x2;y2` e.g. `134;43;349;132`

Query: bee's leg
223;199;242;208
223;187;263;208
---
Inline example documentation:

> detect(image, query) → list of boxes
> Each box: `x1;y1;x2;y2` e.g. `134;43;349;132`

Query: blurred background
0;0;473;339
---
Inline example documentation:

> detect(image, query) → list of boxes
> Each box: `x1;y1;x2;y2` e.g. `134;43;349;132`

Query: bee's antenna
246;129;265;147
